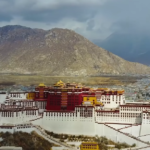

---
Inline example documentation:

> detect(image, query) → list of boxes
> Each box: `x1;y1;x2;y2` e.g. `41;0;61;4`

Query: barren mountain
0;25;149;76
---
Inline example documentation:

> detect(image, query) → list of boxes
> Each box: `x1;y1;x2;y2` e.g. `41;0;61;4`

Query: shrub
131;143;136;147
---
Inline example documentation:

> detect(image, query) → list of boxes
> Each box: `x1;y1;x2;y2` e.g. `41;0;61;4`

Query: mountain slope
0;25;150;76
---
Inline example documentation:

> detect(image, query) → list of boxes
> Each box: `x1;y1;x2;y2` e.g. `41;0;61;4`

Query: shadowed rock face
0;25;149;76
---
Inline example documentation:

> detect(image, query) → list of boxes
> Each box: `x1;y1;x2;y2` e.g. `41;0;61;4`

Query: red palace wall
47;93;61;110
46;92;85;111
46;90;94;111
34;87;48;101
33;86;95;111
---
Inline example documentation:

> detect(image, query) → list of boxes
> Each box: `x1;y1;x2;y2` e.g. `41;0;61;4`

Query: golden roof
117;90;124;94
97;88;108;90
39;83;45;87
54;80;64;86
59;80;63;83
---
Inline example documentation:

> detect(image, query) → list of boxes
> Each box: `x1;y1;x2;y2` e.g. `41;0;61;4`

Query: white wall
96;124;148;147
107;124;128;129
140;124;150;136
0;112;148;148
139;135;150;143
41;116;95;135
0;110;39;125
120;125;141;137
32;117;149;148
8;93;27;100
31;118;42;126
0;128;14;133
15;127;35;133
0;126;34;133
0;93;7;103
98;94;125;109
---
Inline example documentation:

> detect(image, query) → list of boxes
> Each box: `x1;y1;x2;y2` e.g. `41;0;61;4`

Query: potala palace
0;81;150;149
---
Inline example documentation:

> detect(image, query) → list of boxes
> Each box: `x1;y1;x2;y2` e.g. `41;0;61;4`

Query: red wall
46;92;94;111
46;92;86;111
34;87;94;111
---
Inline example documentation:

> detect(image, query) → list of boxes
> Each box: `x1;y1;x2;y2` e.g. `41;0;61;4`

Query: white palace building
0;82;150;149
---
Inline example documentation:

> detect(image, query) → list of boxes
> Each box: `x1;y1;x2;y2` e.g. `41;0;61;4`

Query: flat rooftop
0;146;22;150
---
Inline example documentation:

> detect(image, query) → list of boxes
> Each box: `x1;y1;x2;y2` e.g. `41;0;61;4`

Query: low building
0;146;22;150
80;142;99;150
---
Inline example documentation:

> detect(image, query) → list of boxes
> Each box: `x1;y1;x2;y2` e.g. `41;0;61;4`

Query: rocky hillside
0;25;149;76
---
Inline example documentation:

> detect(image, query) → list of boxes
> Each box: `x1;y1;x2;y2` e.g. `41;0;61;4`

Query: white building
0;90;150;147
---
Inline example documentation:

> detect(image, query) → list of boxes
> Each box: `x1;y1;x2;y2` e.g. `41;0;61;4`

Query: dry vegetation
0;131;52;150
0;74;141;86
45;131;136;150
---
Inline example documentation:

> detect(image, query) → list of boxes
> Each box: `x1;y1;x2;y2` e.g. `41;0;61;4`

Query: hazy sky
0;0;150;41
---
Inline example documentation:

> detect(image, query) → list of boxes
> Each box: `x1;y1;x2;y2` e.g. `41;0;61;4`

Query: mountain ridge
0;25;150;76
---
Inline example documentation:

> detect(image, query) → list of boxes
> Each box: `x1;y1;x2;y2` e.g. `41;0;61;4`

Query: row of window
17;126;31;129
10;94;23;98
1;112;14;117
121;107;150;111
0;127;13;129
25;111;36;115
81;146;97;149
97;113;141;117
45;112;76;116
1;111;37;117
